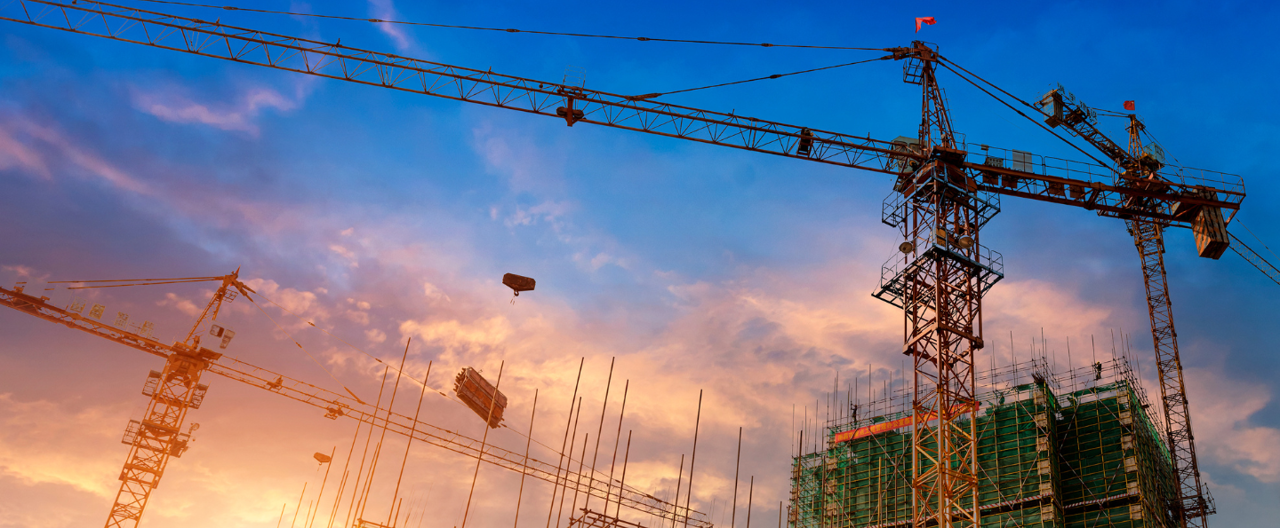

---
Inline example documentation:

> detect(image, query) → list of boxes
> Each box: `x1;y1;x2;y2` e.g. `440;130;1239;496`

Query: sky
1;0;1279;527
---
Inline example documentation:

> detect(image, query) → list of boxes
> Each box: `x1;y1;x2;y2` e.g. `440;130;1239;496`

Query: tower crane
0;274;707;528
1032;87;1221;528
0;2;1252;528
1031;86;1280;528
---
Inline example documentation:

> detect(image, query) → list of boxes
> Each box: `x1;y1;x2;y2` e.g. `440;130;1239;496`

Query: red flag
915;17;936;33
1124;100;1136;111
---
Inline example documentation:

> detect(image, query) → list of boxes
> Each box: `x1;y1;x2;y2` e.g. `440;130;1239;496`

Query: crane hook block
503;273;536;296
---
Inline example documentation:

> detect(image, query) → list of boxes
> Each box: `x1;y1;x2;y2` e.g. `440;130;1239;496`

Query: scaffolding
789;357;1178;528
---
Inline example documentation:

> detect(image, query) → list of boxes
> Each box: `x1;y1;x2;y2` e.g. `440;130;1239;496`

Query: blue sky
1;1;1278;527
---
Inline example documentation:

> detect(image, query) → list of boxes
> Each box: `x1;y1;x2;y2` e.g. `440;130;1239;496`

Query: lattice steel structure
102;274;238;528
109;344;216;526
880;42;994;528
789;358;1179;528
1226;231;1280;286
0;274;708;528
1032;86;1221;528
1124;119;1212;528
0;1;1244;228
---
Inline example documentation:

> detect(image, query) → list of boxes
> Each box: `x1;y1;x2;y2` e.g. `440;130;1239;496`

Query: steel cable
125;0;888;51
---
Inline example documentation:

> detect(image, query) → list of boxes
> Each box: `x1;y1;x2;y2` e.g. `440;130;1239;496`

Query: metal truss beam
0;283;707;528
0;0;1244;230
896;43;983;528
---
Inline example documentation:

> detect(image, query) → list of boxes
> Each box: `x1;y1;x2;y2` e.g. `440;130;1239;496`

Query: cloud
422;282;451;302
576;250;630;271
399;316;513;355
345;309;370;325
0;265;38;279
0;394;125;499
471;121;566;195
0;124;50;179
504;200;573;228
367;0;414;52
329;244;359;267
157;292;203;317
130;86;299;136
0;115;152;195
1188;367;1280;483
986;278;1115;335
243;278;327;324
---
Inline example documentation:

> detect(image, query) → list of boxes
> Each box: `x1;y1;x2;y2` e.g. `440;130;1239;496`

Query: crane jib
0;282;710;527
0;0;1242;228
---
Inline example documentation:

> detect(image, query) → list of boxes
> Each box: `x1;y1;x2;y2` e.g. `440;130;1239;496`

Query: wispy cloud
0;115;152;195
0;124;50;180
130;86;299;137
504;200;572;228
157;292;203;317
367;0;414;53
243;278;328;322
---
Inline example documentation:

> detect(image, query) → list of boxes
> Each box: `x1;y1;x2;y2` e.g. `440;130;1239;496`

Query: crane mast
1124;117;1213;528
106;274;241;527
891;43;987;528
0;272;245;527
1035;85;1217;528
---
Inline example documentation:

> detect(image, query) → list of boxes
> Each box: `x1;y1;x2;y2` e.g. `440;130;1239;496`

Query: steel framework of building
790;356;1180;528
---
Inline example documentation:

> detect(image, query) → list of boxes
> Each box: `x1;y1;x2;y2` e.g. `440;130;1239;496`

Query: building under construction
789;357;1186;528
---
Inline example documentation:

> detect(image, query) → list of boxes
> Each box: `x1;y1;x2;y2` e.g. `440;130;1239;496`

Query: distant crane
1031;85;1280;527
0;2;1258;528
0;274;704;528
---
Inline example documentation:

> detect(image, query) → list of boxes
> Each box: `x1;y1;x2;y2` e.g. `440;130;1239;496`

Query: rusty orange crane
1026;84;1280;528
0;2;1253;528
0;274;706;528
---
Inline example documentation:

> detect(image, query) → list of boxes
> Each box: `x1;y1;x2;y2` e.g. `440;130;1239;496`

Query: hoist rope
936;57;1112;169
624;54;894;100
244;291;364;401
